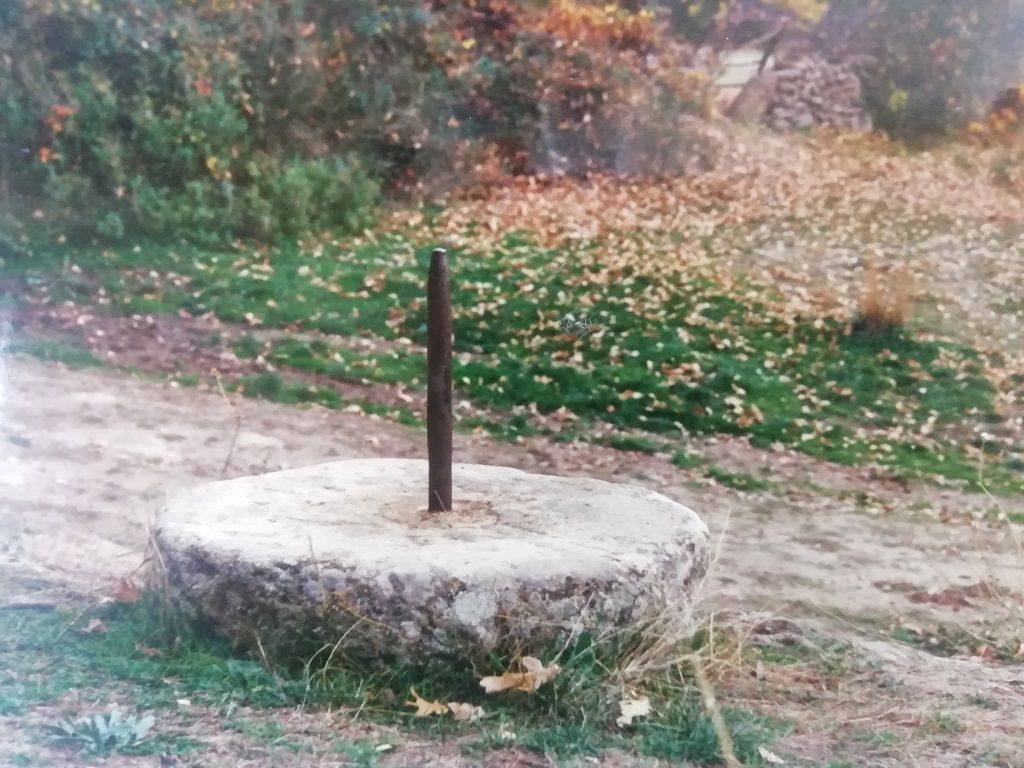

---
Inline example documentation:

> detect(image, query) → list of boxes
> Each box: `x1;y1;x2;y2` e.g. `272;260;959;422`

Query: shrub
122;154;378;244
0;0;716;244
497;1;714;174
820;0;1024;143
0;0;407;243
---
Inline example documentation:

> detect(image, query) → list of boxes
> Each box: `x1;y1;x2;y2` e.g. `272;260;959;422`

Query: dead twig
214;371;241;478
692;652;741;768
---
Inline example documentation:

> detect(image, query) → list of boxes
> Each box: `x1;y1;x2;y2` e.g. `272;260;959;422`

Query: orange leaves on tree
43;104;76;138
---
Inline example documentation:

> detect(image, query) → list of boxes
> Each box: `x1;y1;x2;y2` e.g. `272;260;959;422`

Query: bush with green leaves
821;0;1024;143
0;0;416;243
0;0;719;244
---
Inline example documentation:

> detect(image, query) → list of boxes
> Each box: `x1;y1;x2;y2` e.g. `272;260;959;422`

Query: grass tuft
851;259;915;337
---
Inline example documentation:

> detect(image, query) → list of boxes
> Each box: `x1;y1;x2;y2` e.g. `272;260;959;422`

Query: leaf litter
479;656;561;693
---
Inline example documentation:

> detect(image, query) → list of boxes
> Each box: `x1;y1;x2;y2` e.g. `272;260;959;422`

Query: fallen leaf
448;702;485;722
616;694;651;727
81;618;107;634
759;746;786;764
404;688;447;717
480;656;560;693
113;578;141;604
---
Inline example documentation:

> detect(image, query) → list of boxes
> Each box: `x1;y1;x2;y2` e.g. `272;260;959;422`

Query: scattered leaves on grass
16;130;1024;493
480;656;561;693
404;690;485;722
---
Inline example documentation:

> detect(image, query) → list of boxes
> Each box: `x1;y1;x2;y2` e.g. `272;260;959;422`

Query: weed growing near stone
44;710;156;755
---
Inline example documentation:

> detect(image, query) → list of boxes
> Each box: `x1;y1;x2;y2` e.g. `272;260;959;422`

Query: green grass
2;337;103;368
0;608;298;716
331;739;390;767
0;601;785;765
229;372;424;426
7;231;1024;492
851;728;900;747
704;467;775;492
224;718;304;752
890;622;1020;662
603;434;664;454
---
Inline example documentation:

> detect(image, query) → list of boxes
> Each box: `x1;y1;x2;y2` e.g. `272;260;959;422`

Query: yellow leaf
447;702;485;722
480;656;560;694
112;578;140;604
81;618;107;634
770;0;827;22
135;642;163;658
616;694;651;727
404;688;447;717
758;746;786;764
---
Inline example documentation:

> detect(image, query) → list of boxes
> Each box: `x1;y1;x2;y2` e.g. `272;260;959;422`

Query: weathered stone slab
156;459;710;658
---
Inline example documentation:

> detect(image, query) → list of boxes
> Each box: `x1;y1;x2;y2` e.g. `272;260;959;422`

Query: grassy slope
6;223;1023;493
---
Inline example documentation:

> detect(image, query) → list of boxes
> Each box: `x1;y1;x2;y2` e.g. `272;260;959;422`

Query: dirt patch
10;300;428;414
14;301;255;378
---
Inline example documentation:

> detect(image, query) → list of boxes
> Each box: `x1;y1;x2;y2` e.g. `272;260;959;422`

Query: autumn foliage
0;0;712;243
820;0;1024;143
3;0;1024;243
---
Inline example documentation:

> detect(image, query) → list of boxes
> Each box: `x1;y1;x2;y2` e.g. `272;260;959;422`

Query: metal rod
426;247;453;512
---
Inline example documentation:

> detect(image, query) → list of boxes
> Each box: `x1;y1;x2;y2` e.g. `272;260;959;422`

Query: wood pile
763;54;871;132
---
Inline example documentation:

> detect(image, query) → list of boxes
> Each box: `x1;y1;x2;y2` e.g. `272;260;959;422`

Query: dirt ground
1;353;1023;767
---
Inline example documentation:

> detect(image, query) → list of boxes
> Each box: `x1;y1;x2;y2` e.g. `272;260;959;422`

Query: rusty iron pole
427;247;453;512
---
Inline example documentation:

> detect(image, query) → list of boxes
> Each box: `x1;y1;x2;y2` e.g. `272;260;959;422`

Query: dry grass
852;257;917;335
964;491;1024;657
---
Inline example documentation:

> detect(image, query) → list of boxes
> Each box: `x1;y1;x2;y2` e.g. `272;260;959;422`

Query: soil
1;353;1022;767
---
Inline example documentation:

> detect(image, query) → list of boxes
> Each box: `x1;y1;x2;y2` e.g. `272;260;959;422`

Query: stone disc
156;459;710;657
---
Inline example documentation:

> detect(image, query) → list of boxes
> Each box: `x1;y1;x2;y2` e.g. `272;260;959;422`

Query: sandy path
0;355;421;593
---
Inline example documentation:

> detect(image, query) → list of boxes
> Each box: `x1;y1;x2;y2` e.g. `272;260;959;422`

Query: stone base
155;459;710;658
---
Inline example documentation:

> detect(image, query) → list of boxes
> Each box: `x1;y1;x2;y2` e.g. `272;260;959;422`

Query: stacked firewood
763;55;871;132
